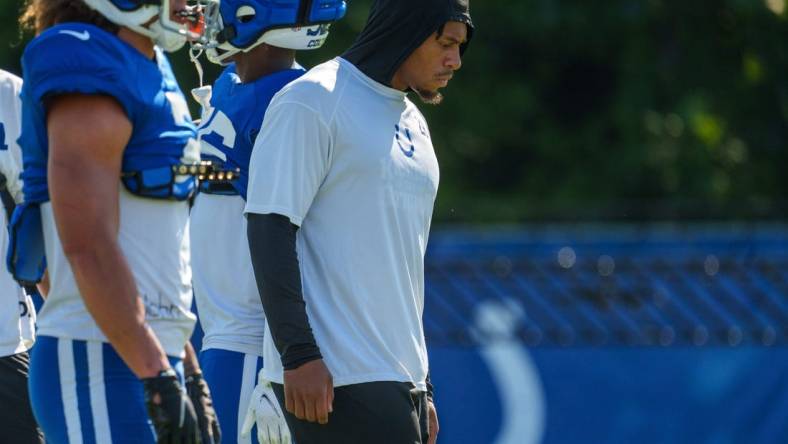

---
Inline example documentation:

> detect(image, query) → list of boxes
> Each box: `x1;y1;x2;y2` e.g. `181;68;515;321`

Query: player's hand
142;369;200;444
427;398;439;444
241;371;291;444
186;372;221;444
283;359;334;424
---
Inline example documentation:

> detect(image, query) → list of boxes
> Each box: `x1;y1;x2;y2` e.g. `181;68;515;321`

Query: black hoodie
342;0;474;87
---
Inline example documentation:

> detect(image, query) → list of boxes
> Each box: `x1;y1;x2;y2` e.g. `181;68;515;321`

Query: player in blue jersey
189;1;345;443
16;0;218;442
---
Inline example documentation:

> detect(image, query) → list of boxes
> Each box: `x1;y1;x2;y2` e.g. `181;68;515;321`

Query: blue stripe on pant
29;336;184;444
200;348;263;444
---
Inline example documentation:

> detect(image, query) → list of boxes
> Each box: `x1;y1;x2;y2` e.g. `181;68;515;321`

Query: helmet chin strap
148;20;188;52
112;11;187;53
206;43;236;66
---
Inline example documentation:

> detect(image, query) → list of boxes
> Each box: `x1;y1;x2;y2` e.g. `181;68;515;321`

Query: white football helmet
81;0;205;52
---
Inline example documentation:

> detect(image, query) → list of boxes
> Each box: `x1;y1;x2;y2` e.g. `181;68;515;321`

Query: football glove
142;368;200;444
186;372;221;444
241;370;291;444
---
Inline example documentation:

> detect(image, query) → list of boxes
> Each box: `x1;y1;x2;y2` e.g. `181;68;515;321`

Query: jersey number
198;109;236;162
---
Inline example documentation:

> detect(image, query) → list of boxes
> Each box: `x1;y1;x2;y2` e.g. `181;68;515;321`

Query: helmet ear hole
236;5;255;23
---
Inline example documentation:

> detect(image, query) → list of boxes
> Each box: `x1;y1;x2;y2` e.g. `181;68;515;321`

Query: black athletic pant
272;381;430;444
0;352;44;444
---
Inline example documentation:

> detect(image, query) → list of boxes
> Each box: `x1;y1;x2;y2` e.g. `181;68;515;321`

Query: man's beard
415;88;444;105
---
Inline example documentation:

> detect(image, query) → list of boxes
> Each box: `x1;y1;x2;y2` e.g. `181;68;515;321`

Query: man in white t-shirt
244;0;473;442
0;69;42;444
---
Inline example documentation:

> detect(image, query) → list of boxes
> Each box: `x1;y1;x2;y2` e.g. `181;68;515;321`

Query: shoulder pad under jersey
22;23;141;119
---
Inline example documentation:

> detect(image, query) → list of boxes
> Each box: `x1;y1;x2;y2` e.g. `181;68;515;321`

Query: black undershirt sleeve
247;213;322;370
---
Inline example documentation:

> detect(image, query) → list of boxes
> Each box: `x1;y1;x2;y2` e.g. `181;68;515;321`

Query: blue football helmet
203;0;347;65
82;0;206;52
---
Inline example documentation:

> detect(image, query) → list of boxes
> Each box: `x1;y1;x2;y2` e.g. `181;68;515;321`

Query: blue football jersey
18;23;199;204
198;65;304;199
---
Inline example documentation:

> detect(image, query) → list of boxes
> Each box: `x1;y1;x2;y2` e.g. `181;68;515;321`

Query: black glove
142;368;200;444
186;372;221;444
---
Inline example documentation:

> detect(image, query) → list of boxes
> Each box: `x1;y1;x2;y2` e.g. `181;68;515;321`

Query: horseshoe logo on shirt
395;124;415;158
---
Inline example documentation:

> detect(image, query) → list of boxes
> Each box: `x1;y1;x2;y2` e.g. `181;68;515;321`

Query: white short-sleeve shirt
245;58;438;390
0;70;36;357
191;193;264;355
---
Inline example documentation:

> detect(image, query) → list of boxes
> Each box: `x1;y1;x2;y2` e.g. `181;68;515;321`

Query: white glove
241;370;291;444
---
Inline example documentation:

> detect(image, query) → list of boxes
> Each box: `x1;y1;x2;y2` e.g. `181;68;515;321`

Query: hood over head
342;0;473;87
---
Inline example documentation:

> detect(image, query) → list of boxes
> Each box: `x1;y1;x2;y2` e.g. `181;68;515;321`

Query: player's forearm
66;241;169;378
247;213;322;369
46;94;167;378
183;341;201;377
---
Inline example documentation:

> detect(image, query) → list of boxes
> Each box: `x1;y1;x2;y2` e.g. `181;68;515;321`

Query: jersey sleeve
21;26;136;120
244;100;332;227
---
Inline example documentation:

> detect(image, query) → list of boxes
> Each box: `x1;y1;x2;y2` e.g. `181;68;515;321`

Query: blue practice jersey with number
190;65;304;356
198;65;304;199
19;23;199;204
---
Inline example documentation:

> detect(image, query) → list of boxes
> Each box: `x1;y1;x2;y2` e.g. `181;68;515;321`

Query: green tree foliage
2;0;787;222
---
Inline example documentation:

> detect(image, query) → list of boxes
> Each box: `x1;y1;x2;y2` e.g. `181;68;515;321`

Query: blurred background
4;0;788;442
